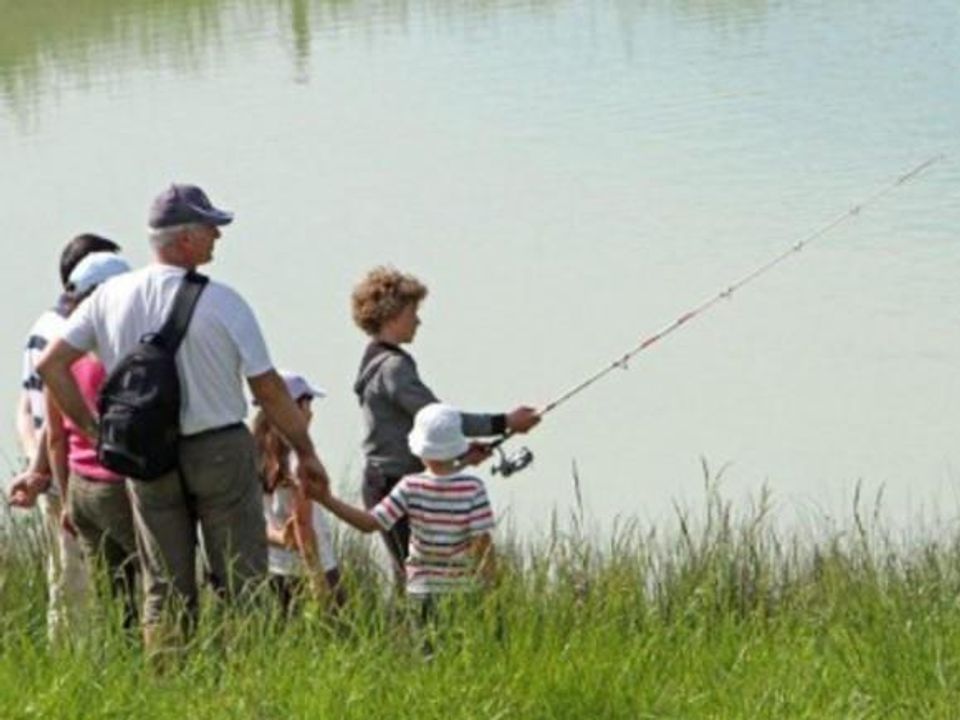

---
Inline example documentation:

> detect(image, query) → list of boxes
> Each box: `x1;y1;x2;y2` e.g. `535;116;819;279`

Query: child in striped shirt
317;403;497;605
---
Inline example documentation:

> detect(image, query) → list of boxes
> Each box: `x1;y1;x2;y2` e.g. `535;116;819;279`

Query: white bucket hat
279;370;327;402
408;403;468;462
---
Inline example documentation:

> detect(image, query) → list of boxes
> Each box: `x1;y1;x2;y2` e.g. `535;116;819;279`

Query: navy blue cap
148;184;234;229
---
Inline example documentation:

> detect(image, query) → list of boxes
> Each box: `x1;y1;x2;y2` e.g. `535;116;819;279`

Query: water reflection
1;0;775;119
0;0;228;117
290;0;312;82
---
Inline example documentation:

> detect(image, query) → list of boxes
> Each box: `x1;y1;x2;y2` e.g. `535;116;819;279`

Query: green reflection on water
0;0;230;112
1;0;771;118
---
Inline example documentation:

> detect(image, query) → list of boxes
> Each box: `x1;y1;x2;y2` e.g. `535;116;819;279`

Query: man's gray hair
149;222;205;248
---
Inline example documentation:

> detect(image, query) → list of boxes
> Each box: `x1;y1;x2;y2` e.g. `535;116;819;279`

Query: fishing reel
491;445;534;477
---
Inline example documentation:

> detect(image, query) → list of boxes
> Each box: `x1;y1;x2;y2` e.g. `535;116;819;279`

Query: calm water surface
2;0;959;536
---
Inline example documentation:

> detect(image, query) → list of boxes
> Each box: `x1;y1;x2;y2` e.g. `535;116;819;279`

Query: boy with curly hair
350;266;539;590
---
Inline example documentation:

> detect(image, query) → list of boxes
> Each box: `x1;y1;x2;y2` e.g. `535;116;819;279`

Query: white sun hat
408;402;468;462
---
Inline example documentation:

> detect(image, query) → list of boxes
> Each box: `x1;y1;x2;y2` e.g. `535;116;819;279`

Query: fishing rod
488;154;946;478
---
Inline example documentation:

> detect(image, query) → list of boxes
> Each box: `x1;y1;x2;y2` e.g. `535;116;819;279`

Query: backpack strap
156;270;209;352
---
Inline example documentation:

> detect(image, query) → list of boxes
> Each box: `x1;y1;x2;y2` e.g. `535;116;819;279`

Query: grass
1;472;960;719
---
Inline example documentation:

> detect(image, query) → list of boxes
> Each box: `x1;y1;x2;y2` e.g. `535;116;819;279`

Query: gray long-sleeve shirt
354;342;505;478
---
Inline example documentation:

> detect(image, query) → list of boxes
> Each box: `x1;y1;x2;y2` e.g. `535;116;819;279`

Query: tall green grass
2;474;959;719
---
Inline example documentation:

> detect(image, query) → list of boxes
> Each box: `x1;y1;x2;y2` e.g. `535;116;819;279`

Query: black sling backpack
97;271;209;480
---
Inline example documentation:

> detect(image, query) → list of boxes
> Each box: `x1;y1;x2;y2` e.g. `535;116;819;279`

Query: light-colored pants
37;492;89;643
128;425;267;629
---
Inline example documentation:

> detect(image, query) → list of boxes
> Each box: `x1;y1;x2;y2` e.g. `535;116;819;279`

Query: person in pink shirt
46;252;138;630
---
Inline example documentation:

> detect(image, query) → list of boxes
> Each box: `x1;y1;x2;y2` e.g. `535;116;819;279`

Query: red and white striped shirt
371;471;494;595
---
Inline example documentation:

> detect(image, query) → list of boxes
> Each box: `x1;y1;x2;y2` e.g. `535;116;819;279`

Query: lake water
2;0;959;537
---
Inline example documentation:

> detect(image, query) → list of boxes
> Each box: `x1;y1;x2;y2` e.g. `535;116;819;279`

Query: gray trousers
127;425;267;628
362;467;410;585
67;472;138;629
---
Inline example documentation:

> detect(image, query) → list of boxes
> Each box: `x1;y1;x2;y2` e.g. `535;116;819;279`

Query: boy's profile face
390;302;421;344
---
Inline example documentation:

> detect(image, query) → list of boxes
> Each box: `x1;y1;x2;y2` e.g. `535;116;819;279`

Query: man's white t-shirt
62;263;272;435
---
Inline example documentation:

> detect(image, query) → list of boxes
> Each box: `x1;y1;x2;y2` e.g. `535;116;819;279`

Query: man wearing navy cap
38;184;330;653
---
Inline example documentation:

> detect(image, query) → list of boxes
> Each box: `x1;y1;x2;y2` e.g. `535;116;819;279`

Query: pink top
64;356;123;482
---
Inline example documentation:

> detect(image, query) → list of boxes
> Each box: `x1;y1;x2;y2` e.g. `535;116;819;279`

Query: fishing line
488;154;945;477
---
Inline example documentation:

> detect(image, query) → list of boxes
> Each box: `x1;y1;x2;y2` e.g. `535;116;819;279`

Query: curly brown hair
351;266;428;336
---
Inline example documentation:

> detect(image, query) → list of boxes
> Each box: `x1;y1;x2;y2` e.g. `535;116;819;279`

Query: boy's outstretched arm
318;492;381;534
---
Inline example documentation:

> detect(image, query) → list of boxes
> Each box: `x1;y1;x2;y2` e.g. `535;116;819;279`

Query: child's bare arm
293;490;319;565
293;492;336;600
318;493;381;534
